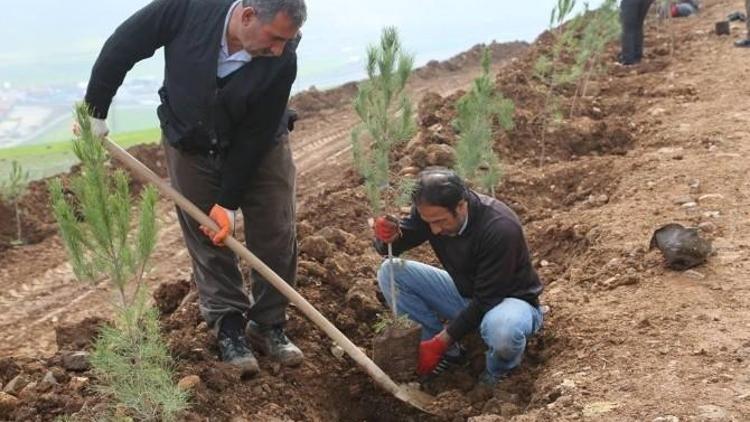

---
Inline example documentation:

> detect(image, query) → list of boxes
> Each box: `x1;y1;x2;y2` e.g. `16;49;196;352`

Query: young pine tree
351;26;417;215
351;26;416;321
454;47;514;197
533;0;578;167
0;160;29;244
570;0;620;116
50;103;187;421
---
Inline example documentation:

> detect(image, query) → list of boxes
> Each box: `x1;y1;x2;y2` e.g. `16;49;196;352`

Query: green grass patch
0;128;161;183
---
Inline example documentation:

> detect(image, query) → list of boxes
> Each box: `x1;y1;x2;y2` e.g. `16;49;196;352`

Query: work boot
217;331;260;376
217;314;260;376
247;322;303;367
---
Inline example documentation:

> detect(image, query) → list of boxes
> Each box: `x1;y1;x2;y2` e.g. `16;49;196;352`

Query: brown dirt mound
153;279;192;315
0;143;167;256
0;178;59;252
414;41;530;80
290;41;529;122
54;317;108;352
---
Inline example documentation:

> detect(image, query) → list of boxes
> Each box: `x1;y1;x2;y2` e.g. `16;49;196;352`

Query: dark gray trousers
620;0;654;64
163;136;297;331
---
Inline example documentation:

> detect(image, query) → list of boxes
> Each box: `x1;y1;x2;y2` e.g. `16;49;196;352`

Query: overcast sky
0;0;605;88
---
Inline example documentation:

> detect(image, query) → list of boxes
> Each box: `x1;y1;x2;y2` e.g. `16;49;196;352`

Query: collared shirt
218;0;253;78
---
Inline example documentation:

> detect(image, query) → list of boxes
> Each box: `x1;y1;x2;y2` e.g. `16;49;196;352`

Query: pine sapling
351;26;416;320
454;47;514;197
0;160;29;245
50;103;187;420
570;0;620;116
534;0;579;168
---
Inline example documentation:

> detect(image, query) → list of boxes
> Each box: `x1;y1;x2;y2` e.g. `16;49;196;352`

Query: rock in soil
62;351;90;372
2;374;29;395
18;381;37;399
649;223;712;270
40;370;58;389
0;358;20;387
0;392;19;418
178;375;201;392
68;376;89;391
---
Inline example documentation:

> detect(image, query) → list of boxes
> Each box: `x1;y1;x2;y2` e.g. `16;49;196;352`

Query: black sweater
84;0;299;209
375;192;543;341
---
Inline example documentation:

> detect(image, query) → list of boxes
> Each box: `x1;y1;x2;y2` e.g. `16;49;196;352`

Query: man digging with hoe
75;0;307;376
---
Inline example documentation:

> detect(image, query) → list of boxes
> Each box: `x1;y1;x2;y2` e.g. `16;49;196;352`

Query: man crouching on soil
372;168;544;385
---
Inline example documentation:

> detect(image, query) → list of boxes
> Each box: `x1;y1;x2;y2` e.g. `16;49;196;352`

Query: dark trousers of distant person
620;0;655;65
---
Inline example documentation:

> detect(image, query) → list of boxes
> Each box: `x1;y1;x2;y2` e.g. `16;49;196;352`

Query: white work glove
72;116;109;139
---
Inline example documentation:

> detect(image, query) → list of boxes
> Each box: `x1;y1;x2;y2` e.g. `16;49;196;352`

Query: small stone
689;179;702;194
540;260;550;267
18;382;37;399
681;202;698;208
685;270;705;280
177;375;201;391
698;222;717;233
708;145;718;152
673;196;694;205
696;404;730;421
2;374;29;395
703;211;721;218
68;376;89;391
42;371;58;385
650;107;666;116
330;344;345;360
0;392;19;415
62;351;90;371
652;416;679;422
270;363;281;375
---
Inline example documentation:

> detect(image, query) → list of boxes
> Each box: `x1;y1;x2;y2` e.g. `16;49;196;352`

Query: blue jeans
377;259;543;378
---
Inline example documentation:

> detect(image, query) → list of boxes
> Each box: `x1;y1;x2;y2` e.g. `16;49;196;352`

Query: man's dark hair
411;168;468;214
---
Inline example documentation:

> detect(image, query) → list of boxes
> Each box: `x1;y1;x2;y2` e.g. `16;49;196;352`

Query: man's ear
241;6;257;23
457;199;468;214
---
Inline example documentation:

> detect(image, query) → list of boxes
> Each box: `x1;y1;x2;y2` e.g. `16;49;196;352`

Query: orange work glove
373;215;400;243
200;204;236;246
